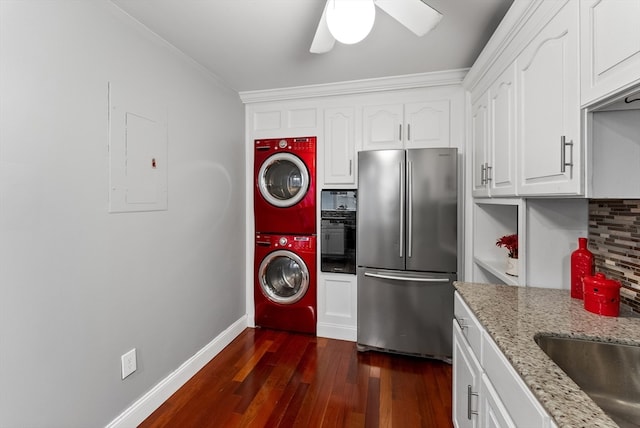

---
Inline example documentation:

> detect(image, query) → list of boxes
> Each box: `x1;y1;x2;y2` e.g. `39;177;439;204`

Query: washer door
258;152;309;208
258;250;309;304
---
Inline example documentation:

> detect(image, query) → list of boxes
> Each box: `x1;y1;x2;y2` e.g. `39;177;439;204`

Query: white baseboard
105;316;248;428
316;322;356;342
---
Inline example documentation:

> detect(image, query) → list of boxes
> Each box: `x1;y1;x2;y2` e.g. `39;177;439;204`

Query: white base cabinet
316;273;357;341
453;322;481;428
480;374;515;428
453;293;555;428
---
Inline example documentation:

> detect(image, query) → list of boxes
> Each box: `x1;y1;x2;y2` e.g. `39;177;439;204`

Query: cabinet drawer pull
486;163;492;183
399;124;402;141
480;164;486;185
457;317;468;330
407;123;411;141
560;135;574;173
467;385;479;420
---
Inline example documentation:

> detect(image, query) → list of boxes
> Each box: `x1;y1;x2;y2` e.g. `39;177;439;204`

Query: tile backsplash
589;199;640;313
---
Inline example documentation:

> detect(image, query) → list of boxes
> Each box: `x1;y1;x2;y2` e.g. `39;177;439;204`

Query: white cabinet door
482;328;551;428
362;104;403;150
471;93;490;197
404;100;451;149
488;65;517;196
324;107;356;185
517;0;581;196
316;274;357;341
580;0;640;105
480;374;516;428
453;321;481;428
363;101;451;151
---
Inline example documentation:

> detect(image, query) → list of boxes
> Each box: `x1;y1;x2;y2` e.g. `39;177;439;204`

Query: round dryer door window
258;250;309;304
258;152;309;208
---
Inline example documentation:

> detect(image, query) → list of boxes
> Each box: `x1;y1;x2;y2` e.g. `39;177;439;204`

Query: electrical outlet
121;348;137;379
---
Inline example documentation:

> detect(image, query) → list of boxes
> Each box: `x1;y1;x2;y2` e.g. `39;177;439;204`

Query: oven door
321;218;356;274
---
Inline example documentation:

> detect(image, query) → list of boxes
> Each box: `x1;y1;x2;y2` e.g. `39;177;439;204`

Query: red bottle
571;237;594;299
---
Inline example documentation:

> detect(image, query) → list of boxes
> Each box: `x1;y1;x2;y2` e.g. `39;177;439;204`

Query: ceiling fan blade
310;0;336;54
375;0;442;37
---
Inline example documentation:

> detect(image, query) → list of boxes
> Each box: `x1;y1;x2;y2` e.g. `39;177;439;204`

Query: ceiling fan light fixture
326;0;376;45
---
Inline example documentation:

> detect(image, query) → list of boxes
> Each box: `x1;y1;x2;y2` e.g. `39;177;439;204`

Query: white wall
0;2;245;427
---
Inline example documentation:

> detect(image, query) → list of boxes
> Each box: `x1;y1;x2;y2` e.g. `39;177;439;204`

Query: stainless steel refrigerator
356;148;457;361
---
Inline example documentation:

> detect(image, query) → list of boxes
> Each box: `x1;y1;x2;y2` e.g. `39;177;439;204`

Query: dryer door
258;152;309;208
258;250;309;304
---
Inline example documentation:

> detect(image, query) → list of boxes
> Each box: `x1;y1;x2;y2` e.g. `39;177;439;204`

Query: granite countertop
454;281;640;428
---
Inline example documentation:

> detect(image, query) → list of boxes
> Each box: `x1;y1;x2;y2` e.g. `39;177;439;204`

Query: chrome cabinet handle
467;385;479;420
486;163;492;183
407;123;411;141
457;317;468;331
399;124;402;141
349;159;352;176
560;135;574;173
480;163;486;185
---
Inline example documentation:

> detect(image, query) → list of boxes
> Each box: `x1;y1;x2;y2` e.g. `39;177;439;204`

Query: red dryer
254;233;316;334
254;136;316;235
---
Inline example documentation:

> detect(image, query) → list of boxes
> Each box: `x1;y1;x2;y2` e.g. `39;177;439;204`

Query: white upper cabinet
580;0;640;106
516;0;582;196
471;94;490;197
323;107;356;186
362;104;403;150
362;101;450;150
488;64;517;196
471;64;517;198
404;101;451;149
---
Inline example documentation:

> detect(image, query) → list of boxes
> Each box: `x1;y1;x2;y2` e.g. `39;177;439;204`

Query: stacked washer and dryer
253;136;317;334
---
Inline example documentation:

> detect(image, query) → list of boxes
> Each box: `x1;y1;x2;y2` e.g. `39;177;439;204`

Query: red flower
496;234;518;259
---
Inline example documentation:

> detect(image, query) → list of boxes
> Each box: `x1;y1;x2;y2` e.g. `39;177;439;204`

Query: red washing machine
254;233;316;334
254;136;316;235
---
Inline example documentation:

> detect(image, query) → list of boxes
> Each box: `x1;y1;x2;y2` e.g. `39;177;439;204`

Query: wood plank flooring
139;328;453;428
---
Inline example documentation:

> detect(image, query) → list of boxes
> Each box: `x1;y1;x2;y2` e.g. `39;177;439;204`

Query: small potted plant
496;234;518;276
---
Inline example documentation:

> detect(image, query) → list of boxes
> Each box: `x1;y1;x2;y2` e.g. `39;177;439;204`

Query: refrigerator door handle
407;160;413;258
364;272;450;283
399;161;404;258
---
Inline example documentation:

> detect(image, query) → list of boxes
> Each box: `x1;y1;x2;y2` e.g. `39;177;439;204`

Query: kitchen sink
535;334;640;428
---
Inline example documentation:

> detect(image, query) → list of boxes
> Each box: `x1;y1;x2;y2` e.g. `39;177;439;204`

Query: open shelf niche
472;198;589;289
473;199;523;286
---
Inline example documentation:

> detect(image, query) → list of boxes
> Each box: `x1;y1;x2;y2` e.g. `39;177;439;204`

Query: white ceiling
110;0;514;93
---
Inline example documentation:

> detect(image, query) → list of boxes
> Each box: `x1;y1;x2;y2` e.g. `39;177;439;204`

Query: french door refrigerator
357;148;457;361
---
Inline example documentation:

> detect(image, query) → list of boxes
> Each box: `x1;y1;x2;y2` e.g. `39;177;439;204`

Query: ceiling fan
310;0;443;54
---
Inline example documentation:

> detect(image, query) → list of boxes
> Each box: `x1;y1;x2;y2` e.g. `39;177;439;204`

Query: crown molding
462;0;539;90
239;68;469;104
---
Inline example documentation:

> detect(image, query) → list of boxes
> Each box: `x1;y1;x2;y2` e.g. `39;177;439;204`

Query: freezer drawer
357;268;455;360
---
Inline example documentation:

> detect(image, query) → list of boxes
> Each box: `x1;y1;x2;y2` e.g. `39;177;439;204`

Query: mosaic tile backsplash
589;199;640;313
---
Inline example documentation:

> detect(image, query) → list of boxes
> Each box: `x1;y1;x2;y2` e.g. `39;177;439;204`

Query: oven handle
364;272;449;283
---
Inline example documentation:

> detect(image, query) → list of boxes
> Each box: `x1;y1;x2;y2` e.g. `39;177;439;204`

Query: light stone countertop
454;281;640;428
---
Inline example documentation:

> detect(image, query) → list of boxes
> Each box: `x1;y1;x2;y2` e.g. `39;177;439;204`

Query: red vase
571;237;594;299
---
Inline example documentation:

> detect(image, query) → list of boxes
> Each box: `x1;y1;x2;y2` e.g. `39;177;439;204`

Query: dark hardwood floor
139;328;453;428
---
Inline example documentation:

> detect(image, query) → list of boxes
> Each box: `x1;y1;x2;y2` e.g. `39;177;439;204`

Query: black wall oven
320;190;356;274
